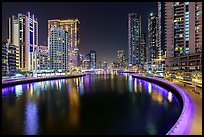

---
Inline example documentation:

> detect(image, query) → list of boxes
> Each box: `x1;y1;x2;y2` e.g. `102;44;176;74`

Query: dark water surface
2;74;182;135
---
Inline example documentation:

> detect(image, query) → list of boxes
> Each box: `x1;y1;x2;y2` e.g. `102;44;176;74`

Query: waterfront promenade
172;79;202;135
132;75;202;135
2;74;86;88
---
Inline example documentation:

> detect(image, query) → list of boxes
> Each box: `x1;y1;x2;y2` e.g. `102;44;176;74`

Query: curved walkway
171;79;202;135
132;75;194;135
2;74;86;88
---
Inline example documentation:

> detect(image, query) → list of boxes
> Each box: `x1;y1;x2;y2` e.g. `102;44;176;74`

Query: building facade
157;2;166;59
103;61;108;70
83;54;91;70
48;27;69;70
117;50;124;68
2;41;8;75
128;13;141;67
7;12;38;71
48;19;80;69
164;2;202;72
35;45;49;71
90;50;96;69
147;13;160;72
140;33;147;69
2;41;17;75
8;43;17;74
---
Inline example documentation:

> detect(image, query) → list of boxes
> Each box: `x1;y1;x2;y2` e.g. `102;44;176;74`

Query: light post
192;71;201;92
194;78;197;92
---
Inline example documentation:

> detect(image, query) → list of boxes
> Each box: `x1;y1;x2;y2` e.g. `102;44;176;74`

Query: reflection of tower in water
68;81;80;128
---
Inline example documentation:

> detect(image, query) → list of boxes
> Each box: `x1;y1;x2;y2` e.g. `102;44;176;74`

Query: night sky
2;2;157;65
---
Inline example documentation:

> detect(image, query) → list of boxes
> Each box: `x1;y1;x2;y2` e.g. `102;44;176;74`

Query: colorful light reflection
24;101;38;135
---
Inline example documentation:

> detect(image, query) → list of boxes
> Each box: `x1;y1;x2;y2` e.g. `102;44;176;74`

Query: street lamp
191;71;202;92
194;78;197;92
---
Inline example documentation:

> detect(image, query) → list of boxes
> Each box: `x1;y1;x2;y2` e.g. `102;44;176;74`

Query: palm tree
177;70;183;80
191;71;202;92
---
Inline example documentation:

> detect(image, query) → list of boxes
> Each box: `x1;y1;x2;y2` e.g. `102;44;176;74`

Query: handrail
132;75;193;135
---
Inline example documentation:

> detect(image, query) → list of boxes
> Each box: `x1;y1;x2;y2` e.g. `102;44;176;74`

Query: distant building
48;27;69;70
90;50;96;69
117;50;124;68
97;61;102;69
79;54;84;69
128;13;141;67
83;53;91;69
103;61;108;70
111;61;119;69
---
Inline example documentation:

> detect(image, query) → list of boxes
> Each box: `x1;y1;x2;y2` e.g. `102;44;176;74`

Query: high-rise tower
48;19;80;69
7;12;38;71
128;13;141;67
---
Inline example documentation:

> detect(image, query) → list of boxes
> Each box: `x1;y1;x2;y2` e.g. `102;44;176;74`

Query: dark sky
2;2;157;65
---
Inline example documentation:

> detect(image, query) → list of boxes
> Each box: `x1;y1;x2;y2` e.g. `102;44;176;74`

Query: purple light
132;75;194;135
24;101;39;135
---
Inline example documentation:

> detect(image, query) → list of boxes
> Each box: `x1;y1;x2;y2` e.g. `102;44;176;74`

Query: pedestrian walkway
172;79;202;135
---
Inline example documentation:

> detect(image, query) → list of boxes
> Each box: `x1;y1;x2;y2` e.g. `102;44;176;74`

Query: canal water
2;73;182;135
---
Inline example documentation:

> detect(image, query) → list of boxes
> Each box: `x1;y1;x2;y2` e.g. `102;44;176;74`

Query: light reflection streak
168;92;173;102
15;85;23;97
58;80;62;90
2;87;15;96
68;83;80;128
139;81;142;92
56;80;58;90
134;78;137;92
148;82;152;94
30;84;33;96
151;91;163;104
128;76;133;92
79;77;84;95
24;101;38;135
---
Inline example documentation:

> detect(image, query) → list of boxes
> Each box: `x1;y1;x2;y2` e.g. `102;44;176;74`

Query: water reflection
15;85;23;97
148;82;152;94
134;78;137;92
151;91;163;104
128;75;133;92
168;92;173;102
78;77;84;95
2;74;181;135
24;101;38;135
68;81;80;128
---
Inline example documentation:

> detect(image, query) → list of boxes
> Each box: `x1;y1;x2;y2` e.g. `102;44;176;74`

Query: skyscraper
164;2;202;72
48;27;68;70
140;33;147;69
48;19;80;69
90;50;96;69
7;12;38;71
128;13;141;67
117;50;124;68
157;2;166;60
157;2;166;71
147;13;159;72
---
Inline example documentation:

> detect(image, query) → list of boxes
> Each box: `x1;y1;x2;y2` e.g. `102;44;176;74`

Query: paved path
172;79;202;135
